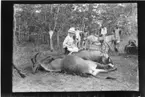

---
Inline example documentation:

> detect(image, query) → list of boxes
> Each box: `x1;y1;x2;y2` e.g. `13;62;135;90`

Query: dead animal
72;50;114;68
32;53;117;78
60;55;116;77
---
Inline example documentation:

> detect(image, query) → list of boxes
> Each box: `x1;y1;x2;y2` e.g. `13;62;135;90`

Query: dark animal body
72;50;114;68
61;55;112;76
32;53;117;77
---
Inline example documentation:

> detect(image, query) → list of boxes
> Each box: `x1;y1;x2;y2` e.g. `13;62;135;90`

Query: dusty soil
12;48;139;92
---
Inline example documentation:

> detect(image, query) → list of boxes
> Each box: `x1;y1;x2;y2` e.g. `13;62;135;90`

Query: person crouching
63;27;79;55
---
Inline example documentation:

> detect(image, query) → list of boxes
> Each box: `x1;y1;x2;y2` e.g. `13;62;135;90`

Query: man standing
114;26;121;44
101;26;107;36
99;26;108;53
75;27;83;49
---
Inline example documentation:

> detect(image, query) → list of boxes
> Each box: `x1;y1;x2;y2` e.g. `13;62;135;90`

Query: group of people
63;26;121;55
62;26;107;55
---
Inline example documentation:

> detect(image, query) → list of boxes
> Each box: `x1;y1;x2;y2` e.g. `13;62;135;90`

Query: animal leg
96;63;110;70
91;67;117;80
92;69;108;76
108;63;114;68
45;68;61;72
107;67;117;72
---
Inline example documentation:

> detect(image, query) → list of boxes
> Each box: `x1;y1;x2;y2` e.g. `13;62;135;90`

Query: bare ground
12;47;139;92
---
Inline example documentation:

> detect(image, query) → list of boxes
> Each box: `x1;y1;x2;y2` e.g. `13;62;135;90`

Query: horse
84;29;121;53
82;34;107;53
105;28;121;52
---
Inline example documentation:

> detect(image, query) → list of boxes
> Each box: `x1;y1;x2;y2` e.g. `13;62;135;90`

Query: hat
68;27;76;34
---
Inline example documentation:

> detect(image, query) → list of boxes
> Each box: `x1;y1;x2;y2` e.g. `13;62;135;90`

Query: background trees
13;3;137;52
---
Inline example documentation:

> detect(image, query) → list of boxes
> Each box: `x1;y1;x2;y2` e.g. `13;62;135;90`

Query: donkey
84;28;121;53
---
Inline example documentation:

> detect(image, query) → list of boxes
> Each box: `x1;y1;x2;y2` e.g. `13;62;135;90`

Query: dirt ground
12;48;139;92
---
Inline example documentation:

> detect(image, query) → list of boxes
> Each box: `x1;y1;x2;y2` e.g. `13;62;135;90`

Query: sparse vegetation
13;3;138;92
14;4;137;52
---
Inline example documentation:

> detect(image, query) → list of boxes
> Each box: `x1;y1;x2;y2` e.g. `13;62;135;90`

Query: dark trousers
64;47;70;55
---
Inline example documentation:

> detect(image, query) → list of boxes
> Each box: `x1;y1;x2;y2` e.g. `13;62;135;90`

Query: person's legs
68;46;79;52
64;47;70;55
67;46;79;55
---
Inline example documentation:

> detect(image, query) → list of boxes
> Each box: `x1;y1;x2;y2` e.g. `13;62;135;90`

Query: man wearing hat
63;27;79;55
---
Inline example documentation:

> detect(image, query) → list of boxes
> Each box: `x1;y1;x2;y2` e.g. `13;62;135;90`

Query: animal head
101;54;114;68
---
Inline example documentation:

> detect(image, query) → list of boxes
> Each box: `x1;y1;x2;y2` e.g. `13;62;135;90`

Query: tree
14;3;137;51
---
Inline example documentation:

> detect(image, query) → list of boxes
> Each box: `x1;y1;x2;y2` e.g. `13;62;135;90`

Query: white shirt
101;27;107;35
114;28;120;43
63;35;75;48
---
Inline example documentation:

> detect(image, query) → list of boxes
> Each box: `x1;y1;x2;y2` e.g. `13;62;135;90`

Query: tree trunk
57;30;60;50
49;30;54;51
49;5;60;51
50;38;53;51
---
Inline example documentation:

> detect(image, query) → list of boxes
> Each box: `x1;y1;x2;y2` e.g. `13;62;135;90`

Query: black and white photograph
12;3;138;92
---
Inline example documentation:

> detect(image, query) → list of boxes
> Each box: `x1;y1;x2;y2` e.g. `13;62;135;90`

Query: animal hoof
107;67;117;72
